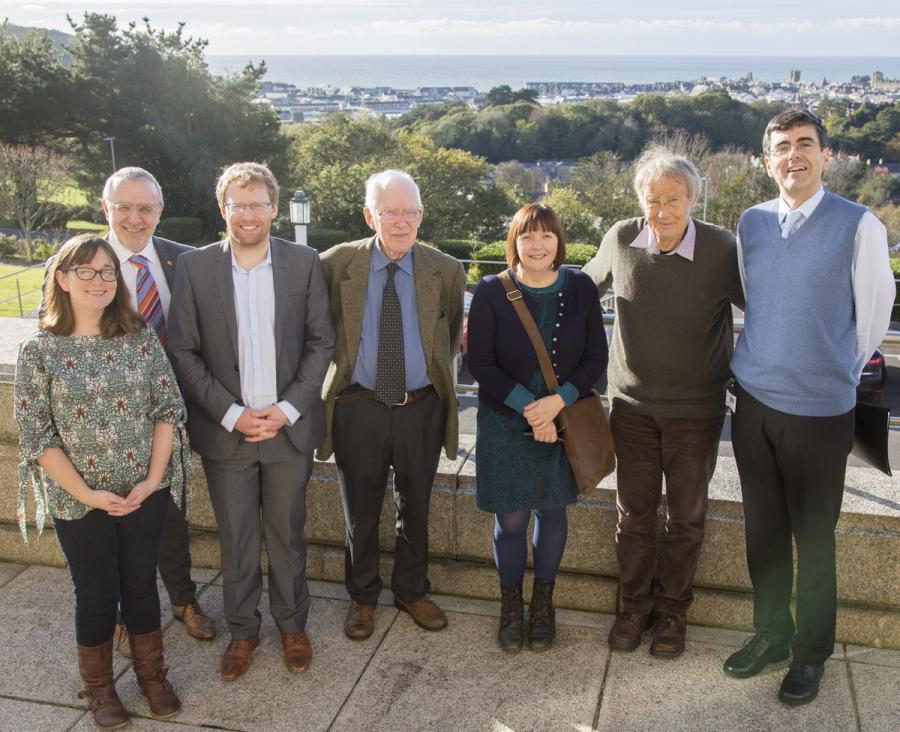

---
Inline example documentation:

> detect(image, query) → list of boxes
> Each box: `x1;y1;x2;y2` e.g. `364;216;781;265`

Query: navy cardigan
468;269;608;417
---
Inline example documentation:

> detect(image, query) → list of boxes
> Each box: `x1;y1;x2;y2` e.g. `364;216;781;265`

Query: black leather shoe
723;634;790;678
778;662;824;706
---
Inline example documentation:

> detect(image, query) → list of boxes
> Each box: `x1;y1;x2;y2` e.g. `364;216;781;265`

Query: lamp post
289;189;310;246
702;175;710;222
102;136;117;174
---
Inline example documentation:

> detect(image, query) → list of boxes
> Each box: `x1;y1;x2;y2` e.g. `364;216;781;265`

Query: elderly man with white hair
318;169;465;640
583;146;744;658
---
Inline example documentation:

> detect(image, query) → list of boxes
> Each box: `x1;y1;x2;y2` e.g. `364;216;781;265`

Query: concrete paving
1;563;896;731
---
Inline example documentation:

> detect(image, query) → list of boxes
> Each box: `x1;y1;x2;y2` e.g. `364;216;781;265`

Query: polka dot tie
129;254;167;346
375;262;406;405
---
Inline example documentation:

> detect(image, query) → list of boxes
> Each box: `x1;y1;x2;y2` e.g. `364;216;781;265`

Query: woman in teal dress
15;234;190;728
468;203;608;652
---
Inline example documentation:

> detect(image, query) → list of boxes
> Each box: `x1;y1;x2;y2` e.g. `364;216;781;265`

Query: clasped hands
523;394;565;444
235;404;289;443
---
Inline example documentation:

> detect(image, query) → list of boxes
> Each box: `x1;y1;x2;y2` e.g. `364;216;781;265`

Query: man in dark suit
318;170;465;640
168;162;335;681
100;167;216;651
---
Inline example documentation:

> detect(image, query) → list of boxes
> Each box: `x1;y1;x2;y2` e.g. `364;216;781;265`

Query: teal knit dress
475;271;578;514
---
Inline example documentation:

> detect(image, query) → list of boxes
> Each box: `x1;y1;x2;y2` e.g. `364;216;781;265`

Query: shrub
31;239;58;262
308;227;350;253
157;217;202;245
467;241;599;283
436;239;479;259
66;220;107;235
467;241;507;282
0;234;19;258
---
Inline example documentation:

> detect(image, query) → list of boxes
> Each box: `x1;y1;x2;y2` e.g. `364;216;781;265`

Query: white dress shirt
220;241;300;432
107;231;172;317
736;186;895;379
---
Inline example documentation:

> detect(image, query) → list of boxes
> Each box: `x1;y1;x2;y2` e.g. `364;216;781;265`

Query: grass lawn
0;263;45;317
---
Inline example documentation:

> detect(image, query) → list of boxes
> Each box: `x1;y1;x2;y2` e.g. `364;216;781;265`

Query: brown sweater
582;217;744;418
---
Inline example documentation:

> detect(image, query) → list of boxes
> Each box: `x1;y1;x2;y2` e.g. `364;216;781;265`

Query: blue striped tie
129;255;166;345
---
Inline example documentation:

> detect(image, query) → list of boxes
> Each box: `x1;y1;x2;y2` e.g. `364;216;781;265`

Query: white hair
102;167;164;204
364;169;422;211
632;146;702;213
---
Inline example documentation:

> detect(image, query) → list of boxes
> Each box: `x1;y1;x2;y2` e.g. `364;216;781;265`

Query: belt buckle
395;391;410;406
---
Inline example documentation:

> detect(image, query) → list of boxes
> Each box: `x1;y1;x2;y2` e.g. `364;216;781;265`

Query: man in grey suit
168;162;335;681
100;167;216;651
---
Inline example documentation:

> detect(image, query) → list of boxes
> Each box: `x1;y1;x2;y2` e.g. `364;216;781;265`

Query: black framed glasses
65;267;118;282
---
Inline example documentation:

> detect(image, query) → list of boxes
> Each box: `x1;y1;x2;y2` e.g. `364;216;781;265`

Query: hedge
308;227;350;253
467;241;598;283
436;239;479;259
157;217;202;245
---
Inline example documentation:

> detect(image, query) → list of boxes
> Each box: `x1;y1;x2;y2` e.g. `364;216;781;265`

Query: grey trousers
202;431;313;640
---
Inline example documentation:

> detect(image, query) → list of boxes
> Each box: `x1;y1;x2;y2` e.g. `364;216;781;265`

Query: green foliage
157;216;202;244
876;205;900;246
436;239;479;259
824;101;900;162
31;239;56;261
564;243;599;266
0;14;287;241
0;233;19;258
467;241;507;282
484;85;539;107
308;226;350;253
66;220;107;234
288;116;515;242
542;187;600;244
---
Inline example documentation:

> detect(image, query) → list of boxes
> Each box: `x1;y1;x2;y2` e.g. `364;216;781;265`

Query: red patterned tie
129;254;167;345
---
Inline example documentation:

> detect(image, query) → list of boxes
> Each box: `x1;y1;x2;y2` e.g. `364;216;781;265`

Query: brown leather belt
336;384;434;406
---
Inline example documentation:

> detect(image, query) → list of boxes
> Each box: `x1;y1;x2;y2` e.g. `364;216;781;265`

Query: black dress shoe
778;662;824;706
723;634;790;678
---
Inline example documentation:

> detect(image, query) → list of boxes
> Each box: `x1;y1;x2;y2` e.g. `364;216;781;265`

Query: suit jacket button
344;375;351;381
233;365;239;372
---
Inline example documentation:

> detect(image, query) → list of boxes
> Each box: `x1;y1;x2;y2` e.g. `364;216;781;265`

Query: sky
3;1;900;57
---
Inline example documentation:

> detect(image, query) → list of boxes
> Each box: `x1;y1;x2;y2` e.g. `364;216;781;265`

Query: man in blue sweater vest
724;109;895;705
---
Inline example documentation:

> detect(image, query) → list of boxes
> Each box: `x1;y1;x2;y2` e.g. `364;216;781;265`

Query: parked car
858;349;888;403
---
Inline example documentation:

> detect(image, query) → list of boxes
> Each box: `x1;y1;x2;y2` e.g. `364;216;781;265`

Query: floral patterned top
14;326;191;541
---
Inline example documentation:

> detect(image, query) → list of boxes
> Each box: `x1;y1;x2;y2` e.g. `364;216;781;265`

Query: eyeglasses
65;267;118;282
770;139;819;157
105;201;162;216
377;208;422;223
224;202;272;214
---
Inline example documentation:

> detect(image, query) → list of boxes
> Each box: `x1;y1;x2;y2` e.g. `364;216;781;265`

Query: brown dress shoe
282;631;313;673
128;629;181;720
112;623;131;658
395;597;448;631
344;603;376;640
172;599;216;640
220;636;259;682
650;612;687;658
608;611;653;652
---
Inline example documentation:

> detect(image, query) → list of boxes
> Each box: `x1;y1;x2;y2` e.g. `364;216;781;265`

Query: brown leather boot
77;640;130;730
128;629;181;720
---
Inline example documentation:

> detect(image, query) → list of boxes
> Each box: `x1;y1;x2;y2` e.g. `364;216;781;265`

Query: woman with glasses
467;203;607;652
15;234;190;728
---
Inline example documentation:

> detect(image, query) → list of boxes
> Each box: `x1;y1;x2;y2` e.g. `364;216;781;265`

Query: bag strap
497;269;560;392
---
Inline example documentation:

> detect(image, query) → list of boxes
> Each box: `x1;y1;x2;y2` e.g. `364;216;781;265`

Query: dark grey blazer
167;237;336;461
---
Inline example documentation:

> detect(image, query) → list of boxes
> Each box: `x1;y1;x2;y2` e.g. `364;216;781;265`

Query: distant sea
206;55;900;90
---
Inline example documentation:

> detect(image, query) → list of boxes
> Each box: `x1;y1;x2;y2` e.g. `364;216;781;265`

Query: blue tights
493;507;568;587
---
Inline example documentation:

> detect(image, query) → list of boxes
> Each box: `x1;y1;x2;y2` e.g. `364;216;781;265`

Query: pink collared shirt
629;218;696;261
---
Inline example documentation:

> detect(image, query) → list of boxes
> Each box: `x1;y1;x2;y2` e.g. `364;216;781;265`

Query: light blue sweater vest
731;191;865;417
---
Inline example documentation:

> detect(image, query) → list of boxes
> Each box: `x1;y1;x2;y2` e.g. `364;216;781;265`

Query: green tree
1;15;287;240
542;187;599;244
567;152;641;229
0;144;71;256
494;161;547;199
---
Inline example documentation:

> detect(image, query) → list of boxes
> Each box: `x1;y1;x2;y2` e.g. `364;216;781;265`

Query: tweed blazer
317;237;465;460
167;236;335;461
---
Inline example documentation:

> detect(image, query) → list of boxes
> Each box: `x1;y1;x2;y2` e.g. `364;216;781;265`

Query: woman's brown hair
505;202;567;270
40;234;144;338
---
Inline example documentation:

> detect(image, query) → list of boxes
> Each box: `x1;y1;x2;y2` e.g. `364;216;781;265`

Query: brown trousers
610;408;725;615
